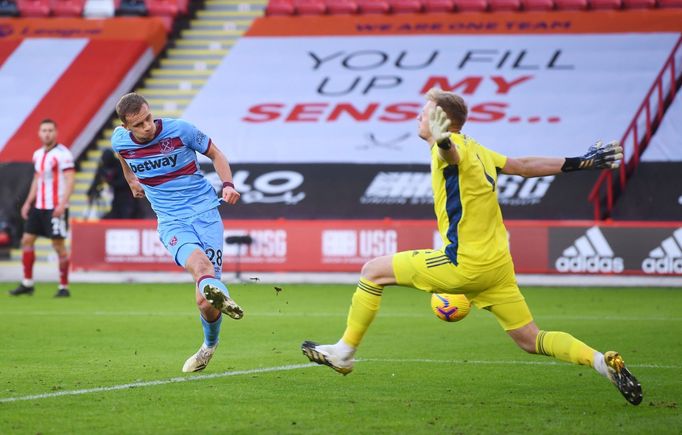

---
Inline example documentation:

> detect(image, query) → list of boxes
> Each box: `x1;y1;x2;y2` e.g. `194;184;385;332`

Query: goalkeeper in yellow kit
302;87;643;406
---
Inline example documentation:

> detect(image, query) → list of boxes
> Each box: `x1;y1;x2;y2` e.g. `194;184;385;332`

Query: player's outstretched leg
534;330;643;406
302;277;385;374
199;276;243;320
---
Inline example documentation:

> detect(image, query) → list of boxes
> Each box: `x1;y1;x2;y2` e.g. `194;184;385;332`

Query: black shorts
25;208;69;239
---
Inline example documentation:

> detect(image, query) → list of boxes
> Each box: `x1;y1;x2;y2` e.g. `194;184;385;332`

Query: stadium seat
622;0;654;7
17;0;51;16
422;0;454;11
266;0;295;14
355;0;390;13
326;0;357;13
52;0;86;16
453;0;487;11
145;0;178;17
0;0;19;15
295;0;327;14
83;0;115;17
521;0;553;9
658;0;682;6
589;0;620;9
389;0;422;12
115;0;146;15
489;0;520;10
554;0;586;9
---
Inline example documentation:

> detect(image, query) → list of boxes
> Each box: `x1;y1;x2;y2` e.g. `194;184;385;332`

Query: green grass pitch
1;283;681;434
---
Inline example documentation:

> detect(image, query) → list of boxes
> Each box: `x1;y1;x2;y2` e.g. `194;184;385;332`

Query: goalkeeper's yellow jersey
431;133;512;270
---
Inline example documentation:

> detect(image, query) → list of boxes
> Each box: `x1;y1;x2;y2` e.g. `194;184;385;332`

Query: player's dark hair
116;93;149;124
426;88;468;132
40;118;57;128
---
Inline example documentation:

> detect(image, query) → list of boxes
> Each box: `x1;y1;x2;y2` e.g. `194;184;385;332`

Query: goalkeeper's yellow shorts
392;249;533;331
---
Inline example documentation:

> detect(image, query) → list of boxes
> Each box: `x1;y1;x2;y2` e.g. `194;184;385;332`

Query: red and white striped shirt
32;144;74;210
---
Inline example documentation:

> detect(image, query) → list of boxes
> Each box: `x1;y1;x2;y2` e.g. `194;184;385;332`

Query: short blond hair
426;88;468;132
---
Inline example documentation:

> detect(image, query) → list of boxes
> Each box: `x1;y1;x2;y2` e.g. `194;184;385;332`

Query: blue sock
197;275;230;297
200;314;222;347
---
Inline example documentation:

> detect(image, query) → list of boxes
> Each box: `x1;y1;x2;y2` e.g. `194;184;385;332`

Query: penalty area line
0;363;317;404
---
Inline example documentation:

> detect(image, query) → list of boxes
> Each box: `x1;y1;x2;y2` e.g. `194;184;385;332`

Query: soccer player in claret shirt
302;88;643;406
111;93;243;373
8;119;74;298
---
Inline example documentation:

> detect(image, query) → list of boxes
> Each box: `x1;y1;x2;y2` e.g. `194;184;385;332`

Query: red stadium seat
266;0;295;14
622;0;654;7
422;0;454;11
295;0;327;14
521;0;553;10
326;0;357;13
453;0;487;11
589;0;620;9
145;0;178;17
390;0;422;12
658;0;682;6
52;0;85;16
17;0;50;16
355;0;390;13
489;0;520;10
555;0;586;9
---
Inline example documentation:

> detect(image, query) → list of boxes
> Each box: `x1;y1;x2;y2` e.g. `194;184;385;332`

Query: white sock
22;279;34;287
593;351;610;378
335;339;356;359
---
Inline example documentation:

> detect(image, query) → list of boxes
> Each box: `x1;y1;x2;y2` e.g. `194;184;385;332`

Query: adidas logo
555;226;624;273
642;228;682;274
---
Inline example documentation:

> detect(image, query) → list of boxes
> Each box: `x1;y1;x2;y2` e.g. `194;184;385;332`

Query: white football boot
301;341;354;375
182;343;217;373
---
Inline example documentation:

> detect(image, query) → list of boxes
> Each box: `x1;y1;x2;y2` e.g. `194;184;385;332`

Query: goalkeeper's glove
561;140;624;172
429;106;453;150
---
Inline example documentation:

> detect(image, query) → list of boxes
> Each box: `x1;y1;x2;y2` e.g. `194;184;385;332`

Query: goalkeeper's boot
182;343;217;373
301;341;353;375
203;284;243;320
604;351;643;405
8;284;34;296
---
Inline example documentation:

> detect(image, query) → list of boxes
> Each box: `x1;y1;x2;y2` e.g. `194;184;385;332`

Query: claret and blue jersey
111;118;220;223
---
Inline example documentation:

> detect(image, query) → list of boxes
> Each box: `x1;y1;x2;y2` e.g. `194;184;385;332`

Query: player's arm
204;143;240;205
117;153;145;198
502;140;624;178
53;170;75;218
21;173;39;220
429;106;460;165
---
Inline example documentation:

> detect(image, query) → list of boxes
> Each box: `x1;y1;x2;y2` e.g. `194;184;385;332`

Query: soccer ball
430;293;471;322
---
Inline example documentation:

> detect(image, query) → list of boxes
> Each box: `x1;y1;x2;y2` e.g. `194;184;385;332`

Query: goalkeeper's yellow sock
341;278;384;348
535;330;596;367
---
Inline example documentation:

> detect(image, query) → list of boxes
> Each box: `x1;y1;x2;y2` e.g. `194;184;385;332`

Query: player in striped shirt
8;119;75;298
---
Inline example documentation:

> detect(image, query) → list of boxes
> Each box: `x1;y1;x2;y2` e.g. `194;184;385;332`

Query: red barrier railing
588;35;682;220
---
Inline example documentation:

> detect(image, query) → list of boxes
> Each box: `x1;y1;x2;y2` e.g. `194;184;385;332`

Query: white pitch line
0;311;680;322
0;363;316;404
360;358;682;370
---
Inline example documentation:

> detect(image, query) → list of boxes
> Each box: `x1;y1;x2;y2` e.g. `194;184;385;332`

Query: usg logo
642;228;682;274
360;172;432;205
497;175;554;206
555;227;624;273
